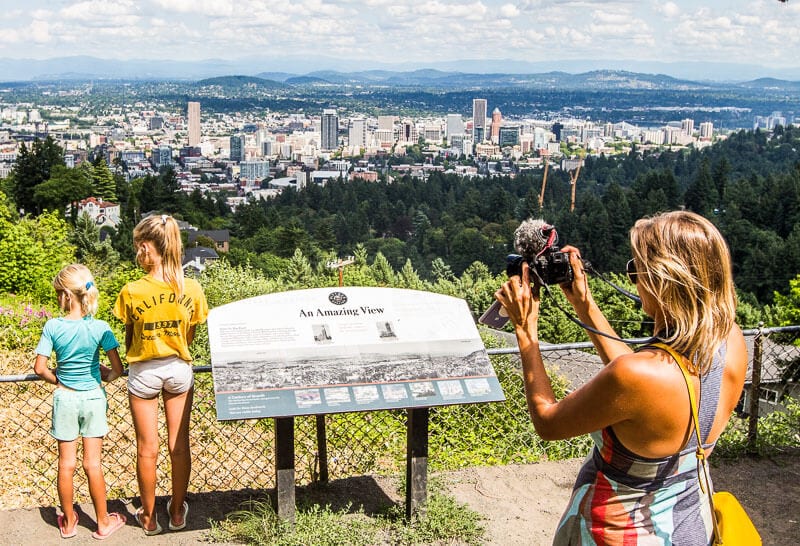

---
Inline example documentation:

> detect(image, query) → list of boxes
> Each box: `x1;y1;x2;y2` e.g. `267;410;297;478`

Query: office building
230;134;245;162
446;114;464;145
399;119;418;144
240;160;270;183
349;118;367;149
498;125;520;147
187;101;201;146
472;99;487;144
491;107;502;144
699;122;714;139
321;109;339;151
152;145;172;169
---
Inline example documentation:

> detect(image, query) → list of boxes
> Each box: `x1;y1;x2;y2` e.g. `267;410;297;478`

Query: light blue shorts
51;387;108;441
127;356;194;399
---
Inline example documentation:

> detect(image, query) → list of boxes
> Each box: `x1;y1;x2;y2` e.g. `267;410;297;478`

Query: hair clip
161;214;169;225
85;281;94;290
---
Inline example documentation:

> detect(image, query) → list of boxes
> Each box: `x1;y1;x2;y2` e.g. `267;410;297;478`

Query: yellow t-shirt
113;276;209;363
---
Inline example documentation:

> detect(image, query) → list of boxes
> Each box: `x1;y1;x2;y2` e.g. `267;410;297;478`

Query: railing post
747;322;764;455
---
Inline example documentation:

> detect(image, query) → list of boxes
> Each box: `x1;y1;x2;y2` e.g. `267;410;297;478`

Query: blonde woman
34;264;126;540
495;210;747;545
113;215;208;535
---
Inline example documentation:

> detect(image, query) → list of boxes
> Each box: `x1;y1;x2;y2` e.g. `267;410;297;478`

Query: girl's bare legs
57;439;79;531
82;436;116;534
164;387;193;528
129;393;160;532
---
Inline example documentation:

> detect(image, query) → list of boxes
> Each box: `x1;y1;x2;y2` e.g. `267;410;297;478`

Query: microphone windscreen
514;219;555;260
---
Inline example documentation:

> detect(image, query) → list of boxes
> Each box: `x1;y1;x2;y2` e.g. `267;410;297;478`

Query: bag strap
650;342;722;543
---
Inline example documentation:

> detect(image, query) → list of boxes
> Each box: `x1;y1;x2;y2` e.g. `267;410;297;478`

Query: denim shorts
51;386;108;441
127;356;194;399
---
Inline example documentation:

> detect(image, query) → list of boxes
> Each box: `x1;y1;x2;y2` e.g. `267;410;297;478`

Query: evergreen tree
10;136;65;215
91;157;117;201
70;212;119;274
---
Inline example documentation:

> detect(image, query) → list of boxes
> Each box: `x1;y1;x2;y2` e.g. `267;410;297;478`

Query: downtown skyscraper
187;101;200;147
472;98;487;144
321;109;339;151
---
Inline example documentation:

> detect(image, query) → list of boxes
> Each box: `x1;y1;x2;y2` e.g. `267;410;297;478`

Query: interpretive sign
207;287;505;420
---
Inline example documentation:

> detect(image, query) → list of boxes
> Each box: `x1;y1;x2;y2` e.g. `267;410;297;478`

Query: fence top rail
2;326;798;383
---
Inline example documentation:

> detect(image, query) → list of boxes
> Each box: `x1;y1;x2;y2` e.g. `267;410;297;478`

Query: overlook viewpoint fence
1;326;798;510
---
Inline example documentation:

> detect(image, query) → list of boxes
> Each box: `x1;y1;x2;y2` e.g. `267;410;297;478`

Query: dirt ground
0;452;796;545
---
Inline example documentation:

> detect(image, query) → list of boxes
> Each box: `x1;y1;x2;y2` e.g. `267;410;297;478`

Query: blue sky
1;0;798;72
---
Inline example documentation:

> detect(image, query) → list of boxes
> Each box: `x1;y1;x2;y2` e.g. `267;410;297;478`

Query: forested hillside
2;127;800;322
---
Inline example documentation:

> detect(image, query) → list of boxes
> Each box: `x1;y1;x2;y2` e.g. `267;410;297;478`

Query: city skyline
1;1;799;81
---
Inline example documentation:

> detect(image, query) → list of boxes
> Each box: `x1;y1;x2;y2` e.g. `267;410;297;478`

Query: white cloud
657;2;680;19
30;20;51;43
500;4;520;17
59;0;139;20
149;0;234;16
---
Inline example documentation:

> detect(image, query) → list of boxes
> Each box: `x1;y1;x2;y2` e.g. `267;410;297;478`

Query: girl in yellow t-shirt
113;214;208;536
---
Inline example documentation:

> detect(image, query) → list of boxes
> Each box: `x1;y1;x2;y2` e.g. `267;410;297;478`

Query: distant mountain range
193;71;800;93
1;55;800;88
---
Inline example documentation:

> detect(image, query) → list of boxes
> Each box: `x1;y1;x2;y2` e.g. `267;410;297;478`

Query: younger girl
113;214;208;535
34;263;127;540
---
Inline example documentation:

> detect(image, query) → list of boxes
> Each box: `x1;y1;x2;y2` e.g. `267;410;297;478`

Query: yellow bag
651;343;762;546
712;491;762;545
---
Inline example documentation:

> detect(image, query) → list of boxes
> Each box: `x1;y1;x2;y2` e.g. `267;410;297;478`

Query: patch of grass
209;481;485;546
210;499;382;546
383;492;485;545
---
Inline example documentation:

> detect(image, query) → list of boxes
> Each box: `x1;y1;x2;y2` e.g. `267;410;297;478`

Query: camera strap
536;227;558;258
539;267;651;346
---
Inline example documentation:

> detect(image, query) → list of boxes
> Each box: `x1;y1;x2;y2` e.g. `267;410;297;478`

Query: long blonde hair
133;214;184;297
53;263;99;317
630;210;736;374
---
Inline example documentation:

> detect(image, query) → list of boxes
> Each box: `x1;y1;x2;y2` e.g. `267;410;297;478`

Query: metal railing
1;326;797;510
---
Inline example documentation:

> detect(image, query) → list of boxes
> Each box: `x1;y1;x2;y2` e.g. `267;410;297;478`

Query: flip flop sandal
167;498;189;531
91;512;126;540
135;509;162;536
58;512;79;539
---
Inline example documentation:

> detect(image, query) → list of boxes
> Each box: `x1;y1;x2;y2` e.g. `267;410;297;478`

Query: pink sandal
58;512;79;539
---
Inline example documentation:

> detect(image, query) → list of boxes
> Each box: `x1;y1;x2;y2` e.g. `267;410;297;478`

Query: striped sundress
552;344;725;545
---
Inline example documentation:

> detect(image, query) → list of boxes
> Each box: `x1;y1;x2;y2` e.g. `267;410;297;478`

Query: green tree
0;191;75;300
69;212;119;275
91;157;117;201
33;163;93;216
10;136;65;215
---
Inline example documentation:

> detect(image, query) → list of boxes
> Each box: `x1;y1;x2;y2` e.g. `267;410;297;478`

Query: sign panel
207;287;505;420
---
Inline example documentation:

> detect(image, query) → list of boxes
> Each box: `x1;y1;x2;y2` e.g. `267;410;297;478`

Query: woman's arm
33;354;58;385
124;323;133;352
558;245;632;364
496;261;638;439
101;348;124;382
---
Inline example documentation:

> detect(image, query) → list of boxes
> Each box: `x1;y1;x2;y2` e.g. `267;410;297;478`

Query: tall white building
187;101;201;146
349;118;367;149
681;118;694;136
699;122;714;139
321;109;339;151
446;114;464;145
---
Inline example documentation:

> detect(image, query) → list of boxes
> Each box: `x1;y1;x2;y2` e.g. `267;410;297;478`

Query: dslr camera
506;219;577;286
506;250;574;286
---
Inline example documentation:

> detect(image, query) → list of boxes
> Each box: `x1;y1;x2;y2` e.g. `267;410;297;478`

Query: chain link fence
1;326;798;510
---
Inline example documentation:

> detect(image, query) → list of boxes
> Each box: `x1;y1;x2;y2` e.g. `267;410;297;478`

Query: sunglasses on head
626;259;638;284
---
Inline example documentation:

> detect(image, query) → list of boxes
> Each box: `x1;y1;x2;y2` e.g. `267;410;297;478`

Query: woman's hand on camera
495;260;540;335
559;245;594;312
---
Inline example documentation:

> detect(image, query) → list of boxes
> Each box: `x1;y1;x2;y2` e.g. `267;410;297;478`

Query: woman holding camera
495;210;747;545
